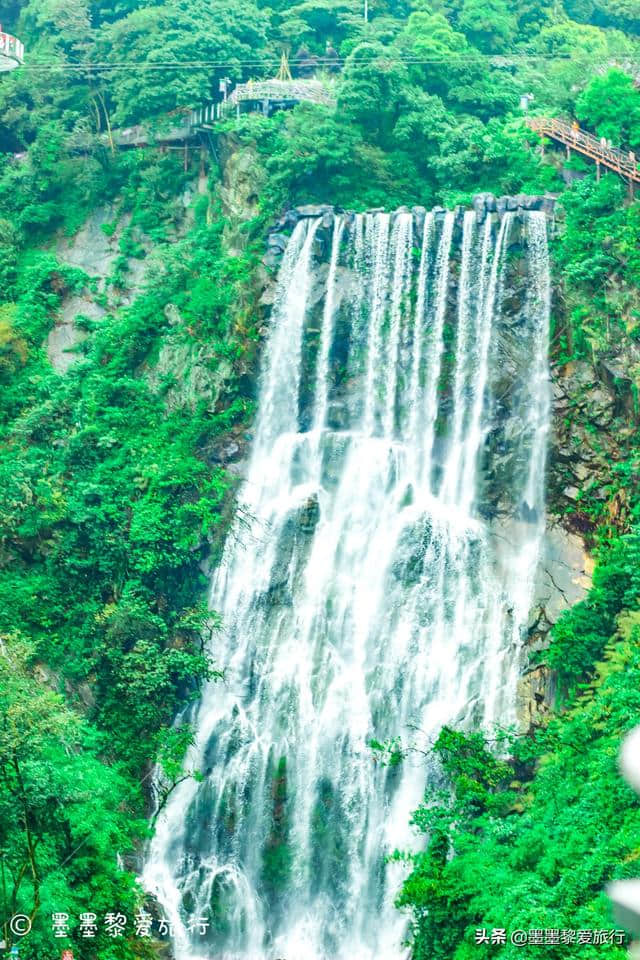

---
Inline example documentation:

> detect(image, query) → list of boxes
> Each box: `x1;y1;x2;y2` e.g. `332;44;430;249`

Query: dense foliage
396;617;640;959
1;0;640;956
0;143;263;955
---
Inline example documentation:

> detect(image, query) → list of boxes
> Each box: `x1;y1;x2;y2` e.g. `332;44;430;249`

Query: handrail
527;116;640;183
0;30;24;64
225;78;335;110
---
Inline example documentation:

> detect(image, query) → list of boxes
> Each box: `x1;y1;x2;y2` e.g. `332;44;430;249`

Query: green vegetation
396;627;640;959
0;145;263;956
1;0;640;956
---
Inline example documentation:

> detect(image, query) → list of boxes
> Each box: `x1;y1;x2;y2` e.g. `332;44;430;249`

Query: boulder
164;303;182;326
211;441;241;464
517;664;556;730
271;208;300;232
412;206;427;235
472;192;496;220
597;358;634;400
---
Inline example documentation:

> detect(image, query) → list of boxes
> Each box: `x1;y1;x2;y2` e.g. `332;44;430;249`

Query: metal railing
0;30;24;68
224;78;335;111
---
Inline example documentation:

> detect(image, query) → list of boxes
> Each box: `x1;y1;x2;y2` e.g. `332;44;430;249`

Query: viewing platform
223;78;335;118
0;28;24;72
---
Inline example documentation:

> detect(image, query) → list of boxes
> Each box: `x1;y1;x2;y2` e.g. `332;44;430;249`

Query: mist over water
143;208;551;960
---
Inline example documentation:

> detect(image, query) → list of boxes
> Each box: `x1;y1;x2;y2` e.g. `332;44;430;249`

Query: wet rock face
547;357;637;536
472;215;546;522
217;135;265;254
516;521;593;731
47;194;197;375
473;191;557;219
146;311;235;415
55;205;125;279
264;494;320;607
47;205;128;373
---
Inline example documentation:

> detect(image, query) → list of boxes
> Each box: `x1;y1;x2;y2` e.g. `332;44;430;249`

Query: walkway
526;116;640;185
114;78;335;147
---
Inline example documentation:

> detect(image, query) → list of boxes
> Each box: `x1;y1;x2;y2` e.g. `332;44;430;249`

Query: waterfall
143;207;552;960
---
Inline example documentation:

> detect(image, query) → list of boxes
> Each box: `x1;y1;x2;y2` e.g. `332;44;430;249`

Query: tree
0;640;143;959
576;69;640;151
565;0;640;34
458;0;517;51
97;0;272;125
398;10;515;118
338;41;411;148
276;0;365;53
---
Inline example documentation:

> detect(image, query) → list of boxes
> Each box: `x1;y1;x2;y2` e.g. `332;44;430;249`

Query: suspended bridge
527;116;640;187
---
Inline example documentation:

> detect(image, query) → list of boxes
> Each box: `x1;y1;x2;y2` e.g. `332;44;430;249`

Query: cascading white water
144;207;552;960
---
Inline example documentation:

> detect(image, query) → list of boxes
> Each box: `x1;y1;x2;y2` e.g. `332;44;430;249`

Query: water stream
143;207;551;960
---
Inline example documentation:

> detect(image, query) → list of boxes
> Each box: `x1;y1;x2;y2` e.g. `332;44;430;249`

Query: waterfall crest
144;208;552;960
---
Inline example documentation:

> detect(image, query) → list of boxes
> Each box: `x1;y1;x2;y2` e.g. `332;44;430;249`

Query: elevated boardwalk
527;116;640;186
224;78;335;116
113;77;335;148
0;29;24;72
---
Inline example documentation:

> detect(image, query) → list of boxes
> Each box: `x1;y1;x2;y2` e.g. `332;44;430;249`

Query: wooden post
596;160;600;182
